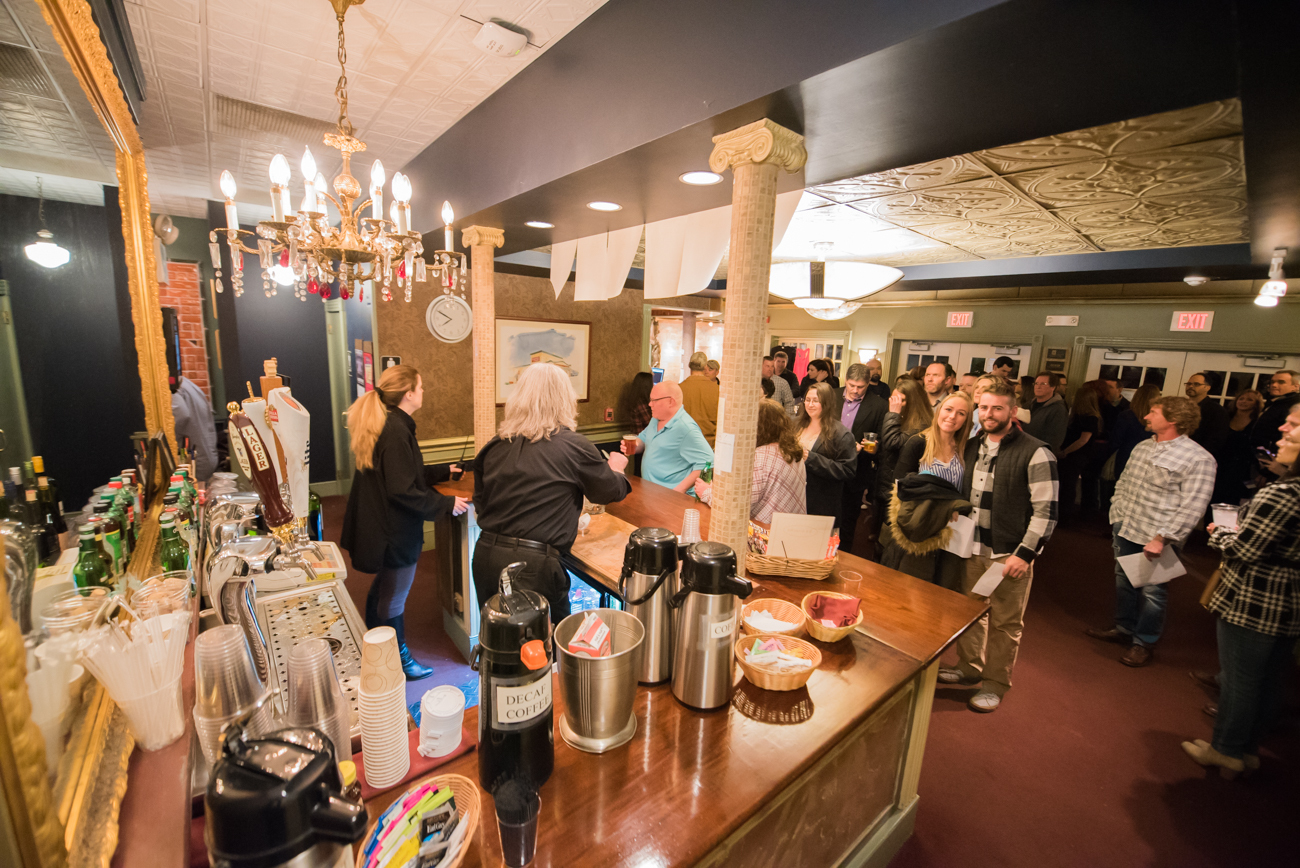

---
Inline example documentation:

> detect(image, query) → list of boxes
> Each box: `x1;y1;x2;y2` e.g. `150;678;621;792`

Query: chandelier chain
334;13;353;138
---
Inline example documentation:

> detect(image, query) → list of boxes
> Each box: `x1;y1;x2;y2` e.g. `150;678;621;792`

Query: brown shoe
1181;739;1243;779
1203;702;1218;718
1189;670;1220;691
1085;626;1130;644
1120;644;1153;667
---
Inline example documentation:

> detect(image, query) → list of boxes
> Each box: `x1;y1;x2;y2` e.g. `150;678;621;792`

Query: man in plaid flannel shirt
940;380;1058;713
1087;396;1216;667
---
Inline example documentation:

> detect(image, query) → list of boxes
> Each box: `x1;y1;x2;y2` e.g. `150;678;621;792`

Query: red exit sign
1171;311;1214;332
947;311;974;328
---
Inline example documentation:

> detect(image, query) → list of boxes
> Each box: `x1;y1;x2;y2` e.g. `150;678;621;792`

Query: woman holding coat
340;365;469;680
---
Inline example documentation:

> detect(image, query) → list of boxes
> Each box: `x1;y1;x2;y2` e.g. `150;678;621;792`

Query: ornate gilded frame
0;1;178;866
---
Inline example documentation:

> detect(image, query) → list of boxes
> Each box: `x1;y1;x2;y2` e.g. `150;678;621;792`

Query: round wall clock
426;295;473;343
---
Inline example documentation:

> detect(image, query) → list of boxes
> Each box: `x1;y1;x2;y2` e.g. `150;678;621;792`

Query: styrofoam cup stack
417;686;465;759
358;626;409;788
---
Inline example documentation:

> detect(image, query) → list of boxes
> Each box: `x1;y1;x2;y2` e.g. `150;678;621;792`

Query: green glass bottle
87;516;114;576
72;524;111;589
100;493;131;563
32;456;65;534
92;501;124;576
109;482;135;545
158;513;189;573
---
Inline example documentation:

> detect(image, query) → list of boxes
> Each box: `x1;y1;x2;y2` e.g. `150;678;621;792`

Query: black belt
478;531;561;560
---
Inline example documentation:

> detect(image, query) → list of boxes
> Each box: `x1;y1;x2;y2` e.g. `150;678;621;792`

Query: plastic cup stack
359;626;409;789
285;637;352;764
681;508;701;545
193;625;273;764
417;686;465;759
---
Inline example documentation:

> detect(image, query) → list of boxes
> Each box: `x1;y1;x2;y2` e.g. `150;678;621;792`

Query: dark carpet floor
321;498;1296;866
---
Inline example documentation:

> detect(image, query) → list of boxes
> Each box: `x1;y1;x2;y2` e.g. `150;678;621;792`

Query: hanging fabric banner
644;215;687;299
549;238;577;299
676;204;732;296
574;233;610;301
604;224;642;300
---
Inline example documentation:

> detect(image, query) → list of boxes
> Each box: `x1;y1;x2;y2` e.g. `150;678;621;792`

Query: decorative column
707;120;807;571
461;226;505;450
680;311;697;376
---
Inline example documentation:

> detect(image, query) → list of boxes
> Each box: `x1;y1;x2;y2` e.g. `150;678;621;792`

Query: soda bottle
92;500;124;576
158;512;190;573
72;524;111;589
101;493;132;564
86;516;114;577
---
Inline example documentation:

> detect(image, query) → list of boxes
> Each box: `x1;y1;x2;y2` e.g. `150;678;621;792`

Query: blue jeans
1212;618;1298;759
1111;524;1169;647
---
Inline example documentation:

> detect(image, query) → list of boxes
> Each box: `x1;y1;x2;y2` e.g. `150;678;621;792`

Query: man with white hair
622;380;714;494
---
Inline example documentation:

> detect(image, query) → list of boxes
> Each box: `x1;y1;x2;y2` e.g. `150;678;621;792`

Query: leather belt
478;531;561;560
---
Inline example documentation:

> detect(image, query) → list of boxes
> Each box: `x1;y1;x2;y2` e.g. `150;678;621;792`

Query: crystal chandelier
208;0;466;303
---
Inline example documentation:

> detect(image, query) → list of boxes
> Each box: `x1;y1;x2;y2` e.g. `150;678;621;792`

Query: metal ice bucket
554;608;644;753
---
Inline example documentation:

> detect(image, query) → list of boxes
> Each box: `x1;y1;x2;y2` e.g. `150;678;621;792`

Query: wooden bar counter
388;474;986;867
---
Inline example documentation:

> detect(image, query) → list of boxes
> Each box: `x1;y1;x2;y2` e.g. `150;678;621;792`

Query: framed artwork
496;317;591;404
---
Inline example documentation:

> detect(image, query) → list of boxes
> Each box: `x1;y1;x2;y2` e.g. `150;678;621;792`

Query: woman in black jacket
340;365;469;679
794;382;858;525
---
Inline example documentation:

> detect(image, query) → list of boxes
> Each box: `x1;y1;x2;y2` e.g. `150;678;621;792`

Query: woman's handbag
1198;566;1223;610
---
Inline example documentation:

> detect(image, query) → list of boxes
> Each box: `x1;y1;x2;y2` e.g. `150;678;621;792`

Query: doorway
897;340;1034;380
1085;348;1300;404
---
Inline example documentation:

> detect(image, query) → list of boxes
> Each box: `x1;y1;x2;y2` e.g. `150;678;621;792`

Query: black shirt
778;370;800;397
473;429;631;551
1063;414;1100;453
340;408;456;573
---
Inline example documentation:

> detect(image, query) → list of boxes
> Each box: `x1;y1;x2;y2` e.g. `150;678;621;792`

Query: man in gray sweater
1026;371;1068;452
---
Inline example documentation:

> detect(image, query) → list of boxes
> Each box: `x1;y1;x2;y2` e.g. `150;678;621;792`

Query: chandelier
208;0;466;303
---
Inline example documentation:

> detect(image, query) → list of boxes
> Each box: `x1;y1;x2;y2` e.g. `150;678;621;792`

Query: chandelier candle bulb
441;200;455;251
269;154;291;221
220;171;239;232
370;160;385;220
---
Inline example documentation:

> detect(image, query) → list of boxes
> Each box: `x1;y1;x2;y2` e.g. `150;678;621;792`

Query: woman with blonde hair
695;399;807;521
883;391;974;585
472;363;631;622
340;364;469;679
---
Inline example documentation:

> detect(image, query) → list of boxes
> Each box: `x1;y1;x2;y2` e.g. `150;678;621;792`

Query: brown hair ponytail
348;364;420;470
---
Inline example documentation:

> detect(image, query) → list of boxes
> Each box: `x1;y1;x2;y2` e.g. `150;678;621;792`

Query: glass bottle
158;513;190;573
72;524;111;589
24;489;58;563
108;481;135;545
32;456;65;534
100;493;132;563
92;501;124;576
121;469;143;521
86;516;115;576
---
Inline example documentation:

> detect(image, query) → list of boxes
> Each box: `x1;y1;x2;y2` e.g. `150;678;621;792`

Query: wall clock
426;295;473;343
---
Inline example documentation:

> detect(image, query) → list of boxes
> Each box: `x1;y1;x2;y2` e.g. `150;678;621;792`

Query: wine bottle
32;456;65;534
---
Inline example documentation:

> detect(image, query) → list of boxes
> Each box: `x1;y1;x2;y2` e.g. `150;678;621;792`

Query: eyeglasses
1184;381;1207;387
649;396;673;404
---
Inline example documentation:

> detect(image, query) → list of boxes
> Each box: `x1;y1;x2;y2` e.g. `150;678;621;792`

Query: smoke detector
1183;275;1210;287
472;21;528;56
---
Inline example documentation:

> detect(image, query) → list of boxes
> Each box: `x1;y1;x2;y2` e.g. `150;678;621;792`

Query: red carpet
321;498;1295;865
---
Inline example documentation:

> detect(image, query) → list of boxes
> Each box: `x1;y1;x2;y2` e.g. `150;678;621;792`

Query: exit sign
947;311;974;328
1171;311;1214;332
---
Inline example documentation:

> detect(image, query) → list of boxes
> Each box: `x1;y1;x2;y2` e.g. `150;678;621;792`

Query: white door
1087;348;1187;397
1181;351;1300;408
772;333;850;380
955;343;1034;380
899;341;961;378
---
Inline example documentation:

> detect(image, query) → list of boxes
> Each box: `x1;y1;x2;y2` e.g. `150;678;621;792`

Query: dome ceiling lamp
768;241;903;318
208;0;466;304
24;178;71;269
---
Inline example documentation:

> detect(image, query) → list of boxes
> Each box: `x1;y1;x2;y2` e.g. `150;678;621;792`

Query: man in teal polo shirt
621;381;714;494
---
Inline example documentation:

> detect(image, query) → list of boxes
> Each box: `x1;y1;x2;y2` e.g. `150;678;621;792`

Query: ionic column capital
709;119;807;175
461;225;505;249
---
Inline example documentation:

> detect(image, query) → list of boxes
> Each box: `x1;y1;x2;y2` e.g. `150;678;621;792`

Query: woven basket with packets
734;633;822;691
746;519;836;580
355;772;480;868
801;591;864;642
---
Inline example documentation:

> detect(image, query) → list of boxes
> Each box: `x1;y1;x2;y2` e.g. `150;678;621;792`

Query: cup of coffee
621;435;639;455
861;433;878;454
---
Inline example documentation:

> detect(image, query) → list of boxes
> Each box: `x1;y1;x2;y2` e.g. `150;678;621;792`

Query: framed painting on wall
496;317;592;404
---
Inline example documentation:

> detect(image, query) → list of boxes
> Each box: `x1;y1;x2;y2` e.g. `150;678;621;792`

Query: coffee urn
205;719;367;868
473;562;554;793
669;542;753;709
618;527;680;684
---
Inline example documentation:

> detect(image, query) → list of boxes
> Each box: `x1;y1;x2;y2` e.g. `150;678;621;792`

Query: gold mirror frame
0;0;179;866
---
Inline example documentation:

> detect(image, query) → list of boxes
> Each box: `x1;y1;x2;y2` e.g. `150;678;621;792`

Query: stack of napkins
743;609;800;632
806;594;860;628
744;638;812;672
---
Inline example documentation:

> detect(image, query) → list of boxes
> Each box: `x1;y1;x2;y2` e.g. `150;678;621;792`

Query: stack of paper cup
358;626;409;788
417;686;465;759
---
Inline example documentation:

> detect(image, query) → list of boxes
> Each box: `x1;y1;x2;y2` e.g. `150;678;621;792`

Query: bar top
365;474;986;866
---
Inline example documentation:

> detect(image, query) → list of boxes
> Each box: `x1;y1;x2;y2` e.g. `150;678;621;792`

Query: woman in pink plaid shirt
695;400;806;520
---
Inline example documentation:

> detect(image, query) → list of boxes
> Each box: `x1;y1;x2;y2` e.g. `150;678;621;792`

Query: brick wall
158;261;210;399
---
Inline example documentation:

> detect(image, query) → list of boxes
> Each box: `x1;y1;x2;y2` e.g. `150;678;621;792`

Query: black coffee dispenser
205;712;367;868
473;562;554;793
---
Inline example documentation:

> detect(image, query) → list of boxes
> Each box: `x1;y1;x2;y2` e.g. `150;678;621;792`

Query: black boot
384;614;434;680
364;584;380;629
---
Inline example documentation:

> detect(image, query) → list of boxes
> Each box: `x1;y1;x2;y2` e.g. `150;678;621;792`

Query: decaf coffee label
492;673;553;731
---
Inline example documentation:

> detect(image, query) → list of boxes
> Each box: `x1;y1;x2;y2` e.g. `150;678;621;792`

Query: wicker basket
801;591;864;643
746;553;835;580
354;772;481;868
740;598;806;637
734;633;822;691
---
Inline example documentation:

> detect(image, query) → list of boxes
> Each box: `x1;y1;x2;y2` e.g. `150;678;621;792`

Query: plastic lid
338;761;356;787
625;527;679;575
108;482;122;489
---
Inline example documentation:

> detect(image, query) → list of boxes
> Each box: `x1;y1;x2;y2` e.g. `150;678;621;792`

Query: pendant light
24;178;70;269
